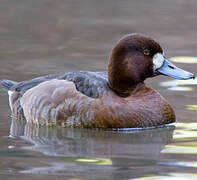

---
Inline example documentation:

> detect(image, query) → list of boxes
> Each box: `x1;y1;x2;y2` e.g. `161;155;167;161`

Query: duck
0;34;195;128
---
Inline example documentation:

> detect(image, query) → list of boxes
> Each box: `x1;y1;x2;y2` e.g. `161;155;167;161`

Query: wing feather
10;71;109;98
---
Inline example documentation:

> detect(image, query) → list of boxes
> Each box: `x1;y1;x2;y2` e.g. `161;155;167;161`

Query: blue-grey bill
156;58;195;80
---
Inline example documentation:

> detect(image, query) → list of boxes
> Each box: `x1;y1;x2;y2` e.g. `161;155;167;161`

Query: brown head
108;34;195;96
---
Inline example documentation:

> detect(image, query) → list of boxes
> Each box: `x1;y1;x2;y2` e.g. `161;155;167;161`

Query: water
0;0;197;179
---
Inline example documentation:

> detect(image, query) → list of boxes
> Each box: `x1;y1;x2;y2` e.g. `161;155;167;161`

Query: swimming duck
0;34;195;128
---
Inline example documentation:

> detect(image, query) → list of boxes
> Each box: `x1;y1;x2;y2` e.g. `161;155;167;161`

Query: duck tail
0;80;17;91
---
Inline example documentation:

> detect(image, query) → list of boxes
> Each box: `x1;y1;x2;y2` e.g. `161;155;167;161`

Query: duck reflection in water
10;119;174;178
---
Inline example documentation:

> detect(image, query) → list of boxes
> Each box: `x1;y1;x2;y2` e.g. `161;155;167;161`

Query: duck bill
156;58;195;80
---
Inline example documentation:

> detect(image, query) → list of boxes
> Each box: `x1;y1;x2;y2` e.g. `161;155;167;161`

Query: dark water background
0;0;197;179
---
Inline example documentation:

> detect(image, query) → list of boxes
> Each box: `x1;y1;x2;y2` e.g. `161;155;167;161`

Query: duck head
108;34;195;96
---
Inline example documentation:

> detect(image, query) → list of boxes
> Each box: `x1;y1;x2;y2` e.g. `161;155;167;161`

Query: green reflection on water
0;150;33;158
173;130;197;140
186;105;197;111
162;145;197;154
132;173;197;180
175;122;197;130
59;157;112;165
0;87;6;94
162;123;197;154
167;86;193;91
161;79;197;87
0;174;24;179
169;173;197;178
160;79;196;92
170;56;197;64
76;158;112;165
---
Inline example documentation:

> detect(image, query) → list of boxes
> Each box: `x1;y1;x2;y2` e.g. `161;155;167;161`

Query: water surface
0;0;197;179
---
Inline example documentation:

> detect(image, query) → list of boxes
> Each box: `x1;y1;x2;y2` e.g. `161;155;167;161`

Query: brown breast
92;84;175;128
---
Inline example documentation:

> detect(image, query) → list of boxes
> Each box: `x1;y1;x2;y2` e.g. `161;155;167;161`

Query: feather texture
9;71;108;98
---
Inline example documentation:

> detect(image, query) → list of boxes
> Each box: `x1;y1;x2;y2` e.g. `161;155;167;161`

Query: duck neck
108;78;144;97
107;63;144;97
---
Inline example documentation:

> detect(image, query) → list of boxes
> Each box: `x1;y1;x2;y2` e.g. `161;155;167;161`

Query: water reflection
160;79;197;91
162;123;197;154
0;87;5;94
151;123;197;179
170;56;197;64
186;105;197;111
132;173;197;180
10;119;174;178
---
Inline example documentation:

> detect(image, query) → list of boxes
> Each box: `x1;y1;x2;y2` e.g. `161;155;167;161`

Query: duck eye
143;50;150;56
